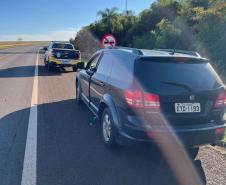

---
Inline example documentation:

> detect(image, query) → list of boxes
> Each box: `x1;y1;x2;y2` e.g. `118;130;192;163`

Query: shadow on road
0;108;30;185
0;51;39;55
0;99;207;185
0;65;65;78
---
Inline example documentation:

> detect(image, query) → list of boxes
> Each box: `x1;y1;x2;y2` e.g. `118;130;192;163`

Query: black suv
76;47;226;156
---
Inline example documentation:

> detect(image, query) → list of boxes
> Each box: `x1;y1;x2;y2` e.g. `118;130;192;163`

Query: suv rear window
135;58;223;94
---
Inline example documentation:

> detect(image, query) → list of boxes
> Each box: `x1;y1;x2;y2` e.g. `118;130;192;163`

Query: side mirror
90;66;97;72
86;69;95;76
43;47;48;51
77;62;85;69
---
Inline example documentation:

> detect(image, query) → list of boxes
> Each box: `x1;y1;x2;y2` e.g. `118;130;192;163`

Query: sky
0;0;154;41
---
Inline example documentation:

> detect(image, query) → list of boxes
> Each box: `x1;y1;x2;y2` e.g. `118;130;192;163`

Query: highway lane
0;46;40;185
0;45;225;185
36;50;182;185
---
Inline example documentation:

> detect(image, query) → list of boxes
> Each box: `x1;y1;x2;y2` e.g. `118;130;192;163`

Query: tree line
71;0;226;75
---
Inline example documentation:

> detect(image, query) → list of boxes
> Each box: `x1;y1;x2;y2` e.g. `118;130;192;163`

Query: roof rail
108;46;143;55
154;49;201;57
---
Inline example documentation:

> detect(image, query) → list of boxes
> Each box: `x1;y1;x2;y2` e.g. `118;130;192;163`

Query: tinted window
96;53;113;76
52;43;74;49
52;50;79;59
109;52;134;85
135;58;223;93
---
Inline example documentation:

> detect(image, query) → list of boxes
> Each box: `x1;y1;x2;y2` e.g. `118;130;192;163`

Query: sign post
101;34;117;48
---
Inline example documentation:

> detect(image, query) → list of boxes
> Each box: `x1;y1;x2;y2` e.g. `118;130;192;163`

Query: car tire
73;66;78;72
47;62;53;71
101;108;118;148
76;82;82;104
187;147;199;159
44;57;48;67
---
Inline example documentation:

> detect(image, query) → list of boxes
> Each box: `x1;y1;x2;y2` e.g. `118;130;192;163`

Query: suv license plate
175;103;201;113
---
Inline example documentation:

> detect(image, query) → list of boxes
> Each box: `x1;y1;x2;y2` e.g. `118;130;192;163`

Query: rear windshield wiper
160;81;194;93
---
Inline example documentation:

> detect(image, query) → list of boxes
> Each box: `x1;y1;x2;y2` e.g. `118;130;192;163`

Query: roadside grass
0;41;49;50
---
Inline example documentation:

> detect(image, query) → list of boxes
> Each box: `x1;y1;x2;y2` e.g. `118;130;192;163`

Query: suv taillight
214;91;226;108
143;92;160;109
124;90;160;110
124;90;143;108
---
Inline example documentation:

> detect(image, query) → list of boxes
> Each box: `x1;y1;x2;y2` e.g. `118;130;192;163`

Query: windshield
0;1;226;185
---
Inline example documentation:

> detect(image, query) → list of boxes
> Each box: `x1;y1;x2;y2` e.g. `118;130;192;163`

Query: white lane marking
21;48;40;185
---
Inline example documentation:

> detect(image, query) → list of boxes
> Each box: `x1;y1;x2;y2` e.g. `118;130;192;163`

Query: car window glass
52;43;74;49
96;53;113;76
87;54;100;70
109;52;134;84
135;59;223;93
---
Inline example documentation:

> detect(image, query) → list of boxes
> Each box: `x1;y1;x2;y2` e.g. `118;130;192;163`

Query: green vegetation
71;0;226;144
72;0;226;76
0;41;49;50
224;131;226;142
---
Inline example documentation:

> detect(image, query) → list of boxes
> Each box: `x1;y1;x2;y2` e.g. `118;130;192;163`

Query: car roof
100;47;206;60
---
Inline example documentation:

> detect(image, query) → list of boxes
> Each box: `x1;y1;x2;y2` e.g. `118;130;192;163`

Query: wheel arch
98;94;121;128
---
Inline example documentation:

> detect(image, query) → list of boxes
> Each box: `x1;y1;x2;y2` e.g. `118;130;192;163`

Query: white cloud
0;28;78;41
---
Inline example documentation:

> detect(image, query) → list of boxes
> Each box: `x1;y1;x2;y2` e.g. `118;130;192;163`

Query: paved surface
0;46;225;185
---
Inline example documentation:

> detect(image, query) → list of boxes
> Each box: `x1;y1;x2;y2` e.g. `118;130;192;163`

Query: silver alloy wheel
76;85;80;98
102;113;111;142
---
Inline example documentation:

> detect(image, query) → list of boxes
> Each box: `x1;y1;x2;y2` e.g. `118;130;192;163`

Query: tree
151;18;187;49
74;28;102;59
71;1;226;76
97;7;119;20
97;7;120;33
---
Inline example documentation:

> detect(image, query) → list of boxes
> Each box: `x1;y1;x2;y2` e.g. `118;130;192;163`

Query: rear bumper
49;57;80;67
50;63;77;67
118;114;226;147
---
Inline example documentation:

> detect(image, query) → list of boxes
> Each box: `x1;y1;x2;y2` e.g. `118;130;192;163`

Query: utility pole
125;0;128;15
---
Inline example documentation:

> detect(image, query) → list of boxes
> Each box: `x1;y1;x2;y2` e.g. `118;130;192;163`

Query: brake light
124;90;143;108
214;91;226;108
124;90;160;110
143;93;160;109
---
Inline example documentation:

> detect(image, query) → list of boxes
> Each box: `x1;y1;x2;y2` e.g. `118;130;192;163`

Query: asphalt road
0;45;225;185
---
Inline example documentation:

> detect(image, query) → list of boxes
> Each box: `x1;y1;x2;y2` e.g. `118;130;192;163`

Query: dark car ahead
76;47;226;158
44;41;81;71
